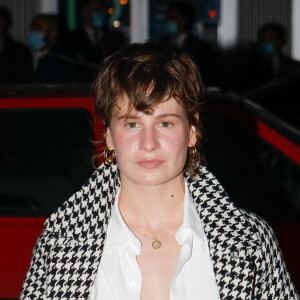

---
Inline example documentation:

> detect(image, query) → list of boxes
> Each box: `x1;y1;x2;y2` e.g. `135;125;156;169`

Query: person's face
259;29;282;52
82;0;105;28
30;16;49;36
168;8;189;33
106;96;197;187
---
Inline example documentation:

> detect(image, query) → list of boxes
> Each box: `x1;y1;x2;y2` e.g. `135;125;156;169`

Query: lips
137;159;164;169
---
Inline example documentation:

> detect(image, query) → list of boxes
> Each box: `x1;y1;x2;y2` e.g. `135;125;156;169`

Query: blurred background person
0;5;32;84
29;13;77;83
220;22;300;93
252;23;300;83
162;1;216;86
67;0;127;82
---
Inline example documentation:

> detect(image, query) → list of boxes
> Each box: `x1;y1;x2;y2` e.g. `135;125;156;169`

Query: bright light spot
113;20;120;28
120;0;128;4
209;10;217;18
108;7;114;15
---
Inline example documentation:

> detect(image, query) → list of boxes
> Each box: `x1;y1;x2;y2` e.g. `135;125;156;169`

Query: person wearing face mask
67;0;127;82
255;23;300;80
28;14;77;83
220;22;300;93
162;1;216;86
0;5;32;84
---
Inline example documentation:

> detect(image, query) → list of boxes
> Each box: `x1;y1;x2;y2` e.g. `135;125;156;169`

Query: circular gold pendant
152;240;161;249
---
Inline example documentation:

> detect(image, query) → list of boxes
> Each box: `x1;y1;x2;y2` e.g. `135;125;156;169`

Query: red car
0;85;299;298
0;84;103;298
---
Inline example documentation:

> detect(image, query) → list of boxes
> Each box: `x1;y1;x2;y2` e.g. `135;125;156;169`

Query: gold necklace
127;221;182;249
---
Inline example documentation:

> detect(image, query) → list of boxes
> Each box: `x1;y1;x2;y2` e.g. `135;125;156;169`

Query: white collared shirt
90;181;220;299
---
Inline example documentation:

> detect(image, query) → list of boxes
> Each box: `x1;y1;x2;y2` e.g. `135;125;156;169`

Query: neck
118;173;185;234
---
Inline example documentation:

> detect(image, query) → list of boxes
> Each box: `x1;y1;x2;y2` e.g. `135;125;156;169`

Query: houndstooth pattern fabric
185;168;299;299
20;162;299;300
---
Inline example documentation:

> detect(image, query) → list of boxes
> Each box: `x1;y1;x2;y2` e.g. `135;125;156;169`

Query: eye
160;121;172;128
126;122;138;128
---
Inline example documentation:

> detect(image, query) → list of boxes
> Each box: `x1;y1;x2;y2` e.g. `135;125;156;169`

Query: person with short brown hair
21;41;298;299
94;42;203;177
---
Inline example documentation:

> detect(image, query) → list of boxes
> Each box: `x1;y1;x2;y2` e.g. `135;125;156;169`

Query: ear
105;127;115;150
188;113;199;147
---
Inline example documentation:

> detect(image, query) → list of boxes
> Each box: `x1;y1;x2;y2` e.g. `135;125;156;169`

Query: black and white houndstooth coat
20;162;299;300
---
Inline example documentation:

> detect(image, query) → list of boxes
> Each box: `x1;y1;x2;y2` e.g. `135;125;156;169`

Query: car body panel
0;88;103;297
0;217;46;297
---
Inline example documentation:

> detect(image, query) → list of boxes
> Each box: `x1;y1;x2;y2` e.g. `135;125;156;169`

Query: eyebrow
117;115;139;121
117;113;181;120
156;114;181;119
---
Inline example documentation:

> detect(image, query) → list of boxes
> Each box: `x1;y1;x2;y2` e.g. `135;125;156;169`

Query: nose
139;126;159;152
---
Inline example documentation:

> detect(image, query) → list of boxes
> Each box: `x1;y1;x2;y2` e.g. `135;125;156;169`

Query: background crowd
1;0;300;93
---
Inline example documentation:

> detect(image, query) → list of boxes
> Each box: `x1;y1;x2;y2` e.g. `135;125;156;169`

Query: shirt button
130;281;137;289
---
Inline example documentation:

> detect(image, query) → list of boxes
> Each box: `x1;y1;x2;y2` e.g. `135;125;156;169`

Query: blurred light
208;10;217;18
113;20;120;27
108;7;114;15
120;0;128;5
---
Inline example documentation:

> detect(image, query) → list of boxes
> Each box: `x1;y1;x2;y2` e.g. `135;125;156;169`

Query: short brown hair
94;41;204;176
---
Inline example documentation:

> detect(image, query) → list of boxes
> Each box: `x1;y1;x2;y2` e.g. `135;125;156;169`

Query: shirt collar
181;179;204;241
103;187;135;252
104;179;204;252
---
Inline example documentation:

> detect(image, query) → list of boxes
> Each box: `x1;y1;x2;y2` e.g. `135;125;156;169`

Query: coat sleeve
244;212;299;299
19;229;50;299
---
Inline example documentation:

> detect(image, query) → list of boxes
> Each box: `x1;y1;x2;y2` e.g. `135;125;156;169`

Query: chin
132;170;184;187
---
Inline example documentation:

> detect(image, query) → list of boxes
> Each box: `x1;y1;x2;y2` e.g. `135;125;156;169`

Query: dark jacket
33;43;77;83
161;33;216;86
0;37;32;84
20;162;299;299
67;28;126;82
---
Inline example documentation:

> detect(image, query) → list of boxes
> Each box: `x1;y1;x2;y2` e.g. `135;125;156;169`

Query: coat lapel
44;162;120;299
186;166;260;299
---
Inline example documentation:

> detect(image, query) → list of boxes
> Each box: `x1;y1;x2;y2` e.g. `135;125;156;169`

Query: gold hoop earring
188;146;197;161
103;147;116;165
